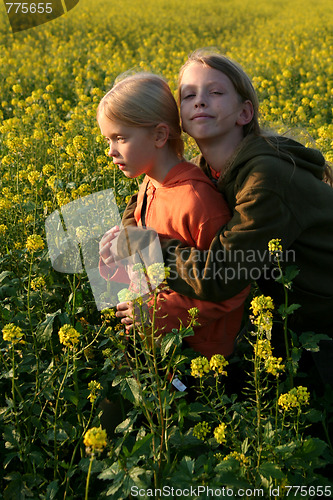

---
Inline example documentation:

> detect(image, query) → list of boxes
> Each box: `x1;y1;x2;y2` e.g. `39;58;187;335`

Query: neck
196;131;244;173
148;150;182;187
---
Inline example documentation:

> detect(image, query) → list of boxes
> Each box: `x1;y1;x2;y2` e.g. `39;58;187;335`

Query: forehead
98;113;129;136
180;61;232;87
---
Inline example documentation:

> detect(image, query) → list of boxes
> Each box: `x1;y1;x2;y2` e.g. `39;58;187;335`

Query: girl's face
98;112;157;179
179;62;246;144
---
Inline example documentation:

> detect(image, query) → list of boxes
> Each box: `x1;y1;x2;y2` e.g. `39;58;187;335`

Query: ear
236;100;254;126
154;123;170;148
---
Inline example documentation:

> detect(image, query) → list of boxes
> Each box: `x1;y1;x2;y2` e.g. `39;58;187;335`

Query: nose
194;91;207;108
108;142;118;157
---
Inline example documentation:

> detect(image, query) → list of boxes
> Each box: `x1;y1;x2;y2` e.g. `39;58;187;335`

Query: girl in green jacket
118;49;333;384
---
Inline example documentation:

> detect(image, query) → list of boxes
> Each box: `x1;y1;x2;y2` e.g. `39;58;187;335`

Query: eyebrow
181;80;226;89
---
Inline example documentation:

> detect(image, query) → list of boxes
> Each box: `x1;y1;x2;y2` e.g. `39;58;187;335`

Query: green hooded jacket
121;134;333;337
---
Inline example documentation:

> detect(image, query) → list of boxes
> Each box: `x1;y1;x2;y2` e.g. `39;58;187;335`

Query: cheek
180;107;188;132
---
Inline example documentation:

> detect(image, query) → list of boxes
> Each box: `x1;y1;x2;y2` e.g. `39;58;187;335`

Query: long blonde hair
97;73;184;159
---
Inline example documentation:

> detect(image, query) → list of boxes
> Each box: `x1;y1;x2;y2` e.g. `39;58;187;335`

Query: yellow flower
0;198;12;211
27;171;40;185
30;277;46;291
56;191;70;207
268;238;283;256
84;426;107;454
278;386;310;411
26;234;45;253
0;224;8;236
42;164;55;176
250;295;274;316
101;308;116;322
58;324;80;348
264;356;285;377
2;324;24;344
87;380;103;403
47;175;59;191
72;135;88;151
191;356;210;378
223;451;249;466
147;263;170;286
193;421;211;441
187;307;200;326
209;354;229;375
256;339;273;359
214;422;227;444
12;84;22;94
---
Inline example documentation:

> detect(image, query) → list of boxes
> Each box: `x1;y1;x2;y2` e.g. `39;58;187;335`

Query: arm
116;188;301;302
163;186;301;301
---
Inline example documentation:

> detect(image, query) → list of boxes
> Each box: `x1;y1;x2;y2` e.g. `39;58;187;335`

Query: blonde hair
97;73;184;158
178;49;260;137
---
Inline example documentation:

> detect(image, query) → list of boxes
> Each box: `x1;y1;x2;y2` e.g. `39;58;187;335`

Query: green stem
277;259;293;388
254;324;264;467
11;346;20;434
27;256;40;391
54;350;70;479
63;403;96;499
85;455;94;500
72;353;85;457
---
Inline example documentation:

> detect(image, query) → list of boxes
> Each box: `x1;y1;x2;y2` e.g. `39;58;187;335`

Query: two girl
118;50;333;383
98;73;250;359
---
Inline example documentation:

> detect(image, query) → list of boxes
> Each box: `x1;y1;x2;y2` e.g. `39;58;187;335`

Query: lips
191;113;213;120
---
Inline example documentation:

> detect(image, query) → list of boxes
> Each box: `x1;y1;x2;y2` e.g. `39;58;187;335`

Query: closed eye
182;93;195;100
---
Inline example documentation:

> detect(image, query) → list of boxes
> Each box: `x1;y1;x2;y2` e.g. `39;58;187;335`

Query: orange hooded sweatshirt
100;161;250;358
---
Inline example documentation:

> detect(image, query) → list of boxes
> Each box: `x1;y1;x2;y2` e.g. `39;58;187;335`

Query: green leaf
259;462;285;480
284;265;300;281
36;310;61;342
302;437;328;458
113;377;141;404
278;303;301;317
131;433;153;456
45;480;59;500
115;415;137;434
63;388;79;406
0;271;12;283
285;303;301;315
299;331;332;352
160;333;177;357
274;441;298;459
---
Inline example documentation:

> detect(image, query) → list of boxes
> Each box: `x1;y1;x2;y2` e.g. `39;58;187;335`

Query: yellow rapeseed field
0;0;333;497
1;0;332;253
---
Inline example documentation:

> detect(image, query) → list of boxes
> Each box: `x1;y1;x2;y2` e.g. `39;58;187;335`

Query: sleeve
122;193;138;228
116;186;302;302
148;285;250;333
99;257;130;284
162;186;302;301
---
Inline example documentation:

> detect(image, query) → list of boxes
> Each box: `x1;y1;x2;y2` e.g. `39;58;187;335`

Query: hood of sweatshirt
153;161;216;190
223;134;326;184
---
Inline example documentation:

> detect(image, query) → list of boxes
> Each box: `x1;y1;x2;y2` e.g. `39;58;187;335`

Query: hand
99;225;120;266
116;300;150;332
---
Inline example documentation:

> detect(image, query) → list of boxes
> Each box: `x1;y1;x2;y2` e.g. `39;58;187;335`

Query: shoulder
229;135;309;190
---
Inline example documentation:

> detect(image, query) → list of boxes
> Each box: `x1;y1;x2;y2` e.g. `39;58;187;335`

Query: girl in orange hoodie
97;73;249;358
